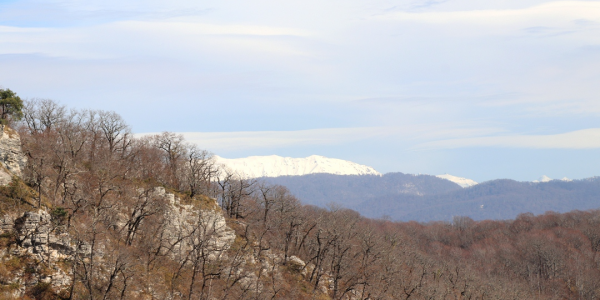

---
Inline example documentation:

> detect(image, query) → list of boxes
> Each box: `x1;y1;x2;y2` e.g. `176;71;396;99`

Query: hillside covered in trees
357;178;600;221
0;97;599;299
266;173;600;222
264;173;462;208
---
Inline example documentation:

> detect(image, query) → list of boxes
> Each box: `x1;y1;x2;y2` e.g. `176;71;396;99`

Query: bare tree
183;145;216;198
21;98;66;134
153;132;187;189
216;168;257;219
98;110;131;155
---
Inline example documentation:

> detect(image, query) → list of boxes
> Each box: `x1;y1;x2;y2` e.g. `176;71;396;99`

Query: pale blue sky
1;0;600;181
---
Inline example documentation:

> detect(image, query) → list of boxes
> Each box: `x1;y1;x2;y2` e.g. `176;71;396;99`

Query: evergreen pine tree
0;88;24;125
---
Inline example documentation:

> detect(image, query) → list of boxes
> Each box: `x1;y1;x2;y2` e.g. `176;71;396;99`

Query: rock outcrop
155;187;236;258
12;211;75;260
287;255;307;274
0;189;236;298
0;126;27;185
0;210;73;296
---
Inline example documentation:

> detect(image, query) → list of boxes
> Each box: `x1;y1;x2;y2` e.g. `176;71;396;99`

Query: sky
1;0;600;182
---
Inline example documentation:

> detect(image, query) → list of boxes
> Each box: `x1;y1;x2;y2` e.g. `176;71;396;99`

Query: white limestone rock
287;255;307;275
13;210;75;259
0;187;236;296
0;126;27;185
154;187;236;259
0;210;74;296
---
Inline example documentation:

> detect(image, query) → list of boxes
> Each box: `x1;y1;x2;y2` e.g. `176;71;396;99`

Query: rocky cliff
0;210;73;297
0;189;236;298
0;125;26;185
154;187;236;259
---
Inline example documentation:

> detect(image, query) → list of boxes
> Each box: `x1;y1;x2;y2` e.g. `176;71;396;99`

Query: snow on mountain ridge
532;175;572;183
214;155;381;178
533;175;553;183
435;174;478;188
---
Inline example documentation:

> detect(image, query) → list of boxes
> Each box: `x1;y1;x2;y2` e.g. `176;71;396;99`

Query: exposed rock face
287;255;306;274
0;126;27;185
0;188;236;298
0;210;74;296
12;210;75;260
154;187;236;258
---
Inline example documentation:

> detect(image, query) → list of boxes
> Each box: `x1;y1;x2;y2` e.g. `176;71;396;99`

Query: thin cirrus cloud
159;127;392;152
137;123;600;158
1;0;600;180
0;21;312;58
135;124;506;153
414;128;600;150
376;1;600;25
117;21;311;36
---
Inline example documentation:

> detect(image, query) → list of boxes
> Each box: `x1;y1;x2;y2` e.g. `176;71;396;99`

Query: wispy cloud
116;21;311;37
409;0;449;10
0;20;313;61
137;127;392;152
2;0;600;179
376;1;600;24
371;1;600;43
136;123;507;153
414;128;600;150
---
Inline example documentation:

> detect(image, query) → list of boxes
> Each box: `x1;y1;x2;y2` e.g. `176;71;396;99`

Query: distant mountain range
264;173;463;208
266;174;600;222
355;177;600;222
215;155;474;187
217;155;600;222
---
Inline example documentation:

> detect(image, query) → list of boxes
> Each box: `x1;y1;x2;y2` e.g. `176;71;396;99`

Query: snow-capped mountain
214;155;381;178
533;175;553;183
435;174;478;188
532;175;572;183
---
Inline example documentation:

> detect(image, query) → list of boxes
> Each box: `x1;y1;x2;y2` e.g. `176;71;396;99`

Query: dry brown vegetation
0;99;599;299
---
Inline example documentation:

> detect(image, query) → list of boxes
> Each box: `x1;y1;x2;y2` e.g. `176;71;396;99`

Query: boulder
287;255;307;275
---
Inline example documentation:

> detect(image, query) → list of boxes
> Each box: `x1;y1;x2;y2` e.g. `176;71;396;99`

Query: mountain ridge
263;172;463;208
435;174;478;188
214;154;381;178
355;177;600;221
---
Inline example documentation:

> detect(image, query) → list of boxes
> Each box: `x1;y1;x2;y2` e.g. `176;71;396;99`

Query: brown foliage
8;100;600;299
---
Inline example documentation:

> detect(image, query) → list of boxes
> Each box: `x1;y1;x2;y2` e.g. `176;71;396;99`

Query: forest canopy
0;97;599;299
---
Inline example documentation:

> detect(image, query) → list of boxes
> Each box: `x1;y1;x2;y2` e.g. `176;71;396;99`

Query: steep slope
214;155;381;178
0;188;236;298
0;125;27;185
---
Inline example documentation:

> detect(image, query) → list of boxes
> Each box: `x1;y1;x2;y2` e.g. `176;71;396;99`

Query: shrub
51;207;68;226
25;282;61;300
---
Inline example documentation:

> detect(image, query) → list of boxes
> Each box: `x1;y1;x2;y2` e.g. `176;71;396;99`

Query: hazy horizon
2;0;600;182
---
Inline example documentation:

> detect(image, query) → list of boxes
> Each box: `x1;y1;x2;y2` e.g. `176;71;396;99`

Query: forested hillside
265;174;600;222
0;98;599;299
357;178;600;221
264;173;462;207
